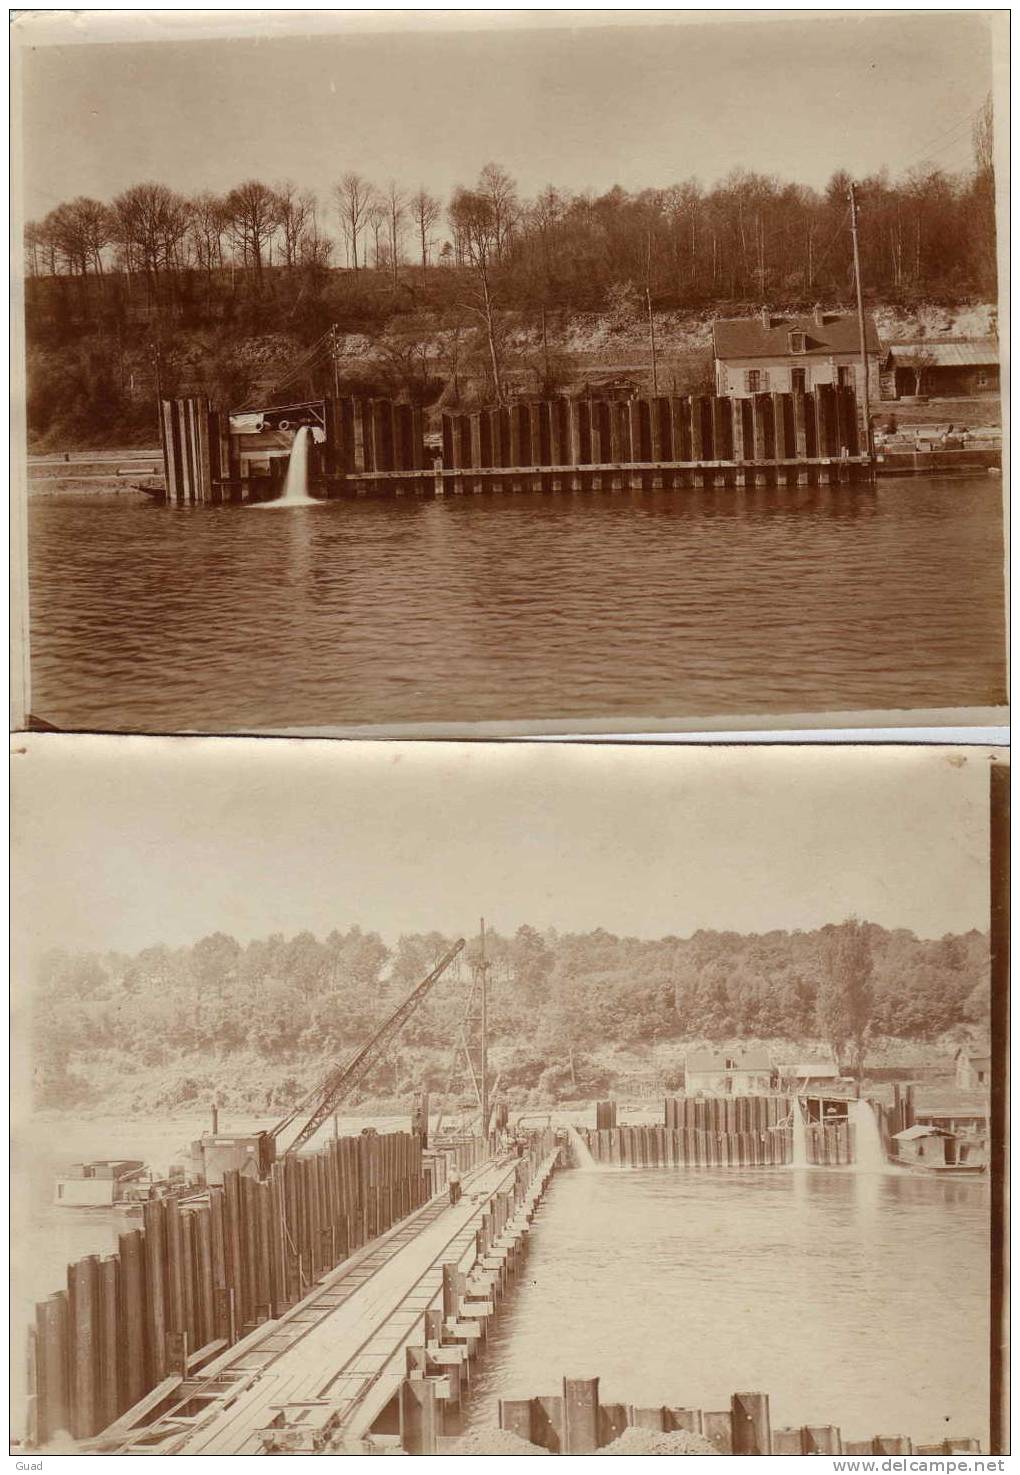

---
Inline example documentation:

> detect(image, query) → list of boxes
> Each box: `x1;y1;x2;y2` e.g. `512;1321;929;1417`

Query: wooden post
532;1394;565;1452
98;1256;120;1429
804;1425;842;1453
142;1200;168;1385
772;1427;804;1454
36;1292;69;1443
563;1377;600;1452
400;1376;441;1454
69;1256;100;1438
732;1391;771;1454
702;1409;733;1453
500;1398;534;1445
116;1230;146;1413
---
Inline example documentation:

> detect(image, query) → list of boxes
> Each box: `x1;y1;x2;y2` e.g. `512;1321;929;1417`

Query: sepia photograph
10;9;1008;737
11;737;1005;1455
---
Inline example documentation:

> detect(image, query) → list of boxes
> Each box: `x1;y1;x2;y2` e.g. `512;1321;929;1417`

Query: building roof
713;310;881;362
954;1049;992;1067
895;1124;948;1141
886;340;998;369
685;1050;771;1074
787;1059;840;1079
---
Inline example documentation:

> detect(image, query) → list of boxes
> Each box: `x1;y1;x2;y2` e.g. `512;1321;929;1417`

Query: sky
14;10;998;223
12;736;993;963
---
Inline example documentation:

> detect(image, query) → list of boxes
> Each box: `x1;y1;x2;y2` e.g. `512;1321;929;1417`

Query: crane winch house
713;308;882;403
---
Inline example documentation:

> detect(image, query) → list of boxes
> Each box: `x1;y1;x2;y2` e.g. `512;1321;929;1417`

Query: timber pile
496;1380;980;1455
158;384;869;502
386;1140;561;1456
27;1129;440;1446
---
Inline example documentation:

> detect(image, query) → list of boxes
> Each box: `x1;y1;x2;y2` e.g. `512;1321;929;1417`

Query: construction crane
271;938;466;1157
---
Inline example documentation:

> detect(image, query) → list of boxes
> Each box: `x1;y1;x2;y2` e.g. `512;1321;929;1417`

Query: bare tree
385;180;406;286
449;183;506;404
274;181;314;269
478;161;518;261
111;182;189;286
223;179;279;278
335;172;375;270
902;344;938;398
367;199;386;269
188;192;227;277
410;186;441;290
45;198;111;276
973;92;994;179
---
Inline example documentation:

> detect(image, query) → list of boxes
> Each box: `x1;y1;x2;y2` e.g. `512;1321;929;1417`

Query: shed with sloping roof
883;340;998;400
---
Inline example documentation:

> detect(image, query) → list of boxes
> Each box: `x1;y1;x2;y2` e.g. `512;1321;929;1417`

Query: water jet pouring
258;425;318;507
566;1123;599;1171
849;1097;888;1172
791;1097;808;1169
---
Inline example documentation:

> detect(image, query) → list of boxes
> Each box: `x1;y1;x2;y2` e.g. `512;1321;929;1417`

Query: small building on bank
881;340;999;401
954;1048;991;1090
684;1049;773;1096
712;308;882;401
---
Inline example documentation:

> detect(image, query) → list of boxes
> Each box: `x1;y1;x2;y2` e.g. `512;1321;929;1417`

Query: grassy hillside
33;922;990;1118
23;285;997;453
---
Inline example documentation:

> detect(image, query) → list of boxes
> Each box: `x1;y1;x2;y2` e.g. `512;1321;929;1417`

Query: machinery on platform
189;938;467;1185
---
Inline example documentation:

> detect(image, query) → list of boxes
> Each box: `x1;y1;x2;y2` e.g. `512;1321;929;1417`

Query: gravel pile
445;1429;545;1456
598;1426;721;1455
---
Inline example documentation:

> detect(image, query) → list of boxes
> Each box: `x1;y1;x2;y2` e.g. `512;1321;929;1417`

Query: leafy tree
816;917;875;1080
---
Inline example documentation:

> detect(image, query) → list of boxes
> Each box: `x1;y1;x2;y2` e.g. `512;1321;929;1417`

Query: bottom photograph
11;737;1004;1458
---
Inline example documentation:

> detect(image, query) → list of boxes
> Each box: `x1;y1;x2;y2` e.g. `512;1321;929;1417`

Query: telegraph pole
848;182;874;471
330;324;341;404
476;918;490;1139
646;285;659;397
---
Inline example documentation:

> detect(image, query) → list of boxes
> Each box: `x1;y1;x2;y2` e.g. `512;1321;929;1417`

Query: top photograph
12;10;1007;736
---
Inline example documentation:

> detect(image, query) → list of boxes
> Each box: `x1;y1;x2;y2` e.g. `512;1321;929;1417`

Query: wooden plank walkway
108;1155;523;1456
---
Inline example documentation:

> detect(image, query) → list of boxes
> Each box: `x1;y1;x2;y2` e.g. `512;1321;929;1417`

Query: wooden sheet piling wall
497;1382;979;1456
167;387;869;501
29;1129;433;1445
436;387;866;493
580;1114;794;1168
159;397;215;503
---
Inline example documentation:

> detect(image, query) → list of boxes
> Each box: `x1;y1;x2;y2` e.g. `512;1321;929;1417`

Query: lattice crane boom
274;938;466;1157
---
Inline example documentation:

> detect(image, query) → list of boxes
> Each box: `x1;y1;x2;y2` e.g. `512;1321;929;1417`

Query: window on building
745;369;761;393
791;367;807;394
837;365;855;389
788;331;806;354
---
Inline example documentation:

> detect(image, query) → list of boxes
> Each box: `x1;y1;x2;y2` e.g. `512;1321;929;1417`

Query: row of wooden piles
159;386;866;502
28;1129;436;1446
439;385;863;489
580;1122;793;1168
393;1135;561;1456
497;1380;979;1455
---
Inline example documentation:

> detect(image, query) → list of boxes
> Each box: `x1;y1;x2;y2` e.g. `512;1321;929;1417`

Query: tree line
23;104;996;308
32;919;989;1109
22;104;997;445
25;101;997;324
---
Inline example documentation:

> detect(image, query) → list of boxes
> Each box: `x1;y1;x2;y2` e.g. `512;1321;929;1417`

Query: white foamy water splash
566;1123;599;1170
256;426;318;507
791;1097;808;1168
849;1097;889;1172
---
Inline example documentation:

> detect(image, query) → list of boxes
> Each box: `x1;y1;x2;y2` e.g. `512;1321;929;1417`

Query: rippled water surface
27;478;1005;731
466;1165;990;1448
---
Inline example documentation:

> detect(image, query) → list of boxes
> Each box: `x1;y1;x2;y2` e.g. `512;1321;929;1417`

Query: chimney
813;304;825;327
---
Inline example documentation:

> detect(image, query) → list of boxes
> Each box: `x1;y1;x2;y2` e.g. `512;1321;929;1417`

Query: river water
26;477;1005;732
14;1121;990;1448
466;1165;990;1449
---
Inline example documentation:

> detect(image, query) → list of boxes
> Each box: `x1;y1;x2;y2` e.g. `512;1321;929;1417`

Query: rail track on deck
95;1155;522;1455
